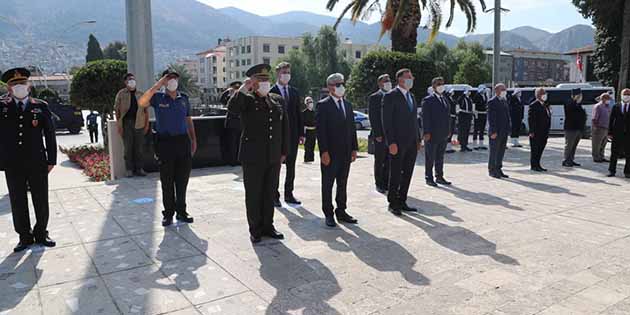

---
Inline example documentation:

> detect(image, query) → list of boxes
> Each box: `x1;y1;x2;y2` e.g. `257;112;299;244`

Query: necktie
283;86;289;101
337;100;345;118
18;101;25;112
625;103;629;114
406;92;414;112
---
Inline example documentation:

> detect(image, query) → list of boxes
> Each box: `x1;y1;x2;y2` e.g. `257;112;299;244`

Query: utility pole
125;0;154;93
485;0;509;95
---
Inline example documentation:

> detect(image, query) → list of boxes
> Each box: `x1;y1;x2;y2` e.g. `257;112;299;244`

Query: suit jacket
528;100;551;136
487;96;511;135
227;91;289;165
609;103;630;138
0;96;57;170
271;84;304;149
382;88;421;148
422;94;451;140
316;96;358;160
368;89;385;138
564;100;587;131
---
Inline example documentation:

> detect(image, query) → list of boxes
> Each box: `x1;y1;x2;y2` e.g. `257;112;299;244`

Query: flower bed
60;145;110;181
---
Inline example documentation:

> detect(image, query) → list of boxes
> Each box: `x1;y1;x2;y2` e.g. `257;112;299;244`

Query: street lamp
485;0;510;95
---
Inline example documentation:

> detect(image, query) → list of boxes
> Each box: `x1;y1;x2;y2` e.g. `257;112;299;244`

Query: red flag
576;54;583;72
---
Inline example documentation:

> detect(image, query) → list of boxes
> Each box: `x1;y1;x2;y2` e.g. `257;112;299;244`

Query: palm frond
427;0;442;43
333;2;355;29
446;0;456;27
326;0;340;11
351;0;371;22
360;0;382;21
456;0;477;32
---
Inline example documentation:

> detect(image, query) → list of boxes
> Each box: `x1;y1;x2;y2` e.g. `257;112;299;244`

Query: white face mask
575;95;583;103
279;73;291;85
382;82;392;92
166;79;178;92
306;102;314;110
435;85;445;94
404;79;414;90
12;84;29;99
541;94;548;102
622;95;630;103
335;85;346;97
127;79;137;89
257;82;271;96
499;91;507;99
464;91;470;97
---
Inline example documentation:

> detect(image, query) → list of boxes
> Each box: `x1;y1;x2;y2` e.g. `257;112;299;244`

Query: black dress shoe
607;172;616;177
176;213;194;224
572;162;581;167
401;204;418;212
250;235;262;244
336;211;358;224
376;186;387;194
388;205;402;216
489;172;501;179
479;146;488;150
445;149;456;154
436;177;452;185
284;196;301;205
499;171;509;178
426;180;438;187
531;167;544;172
273;199;282;207
35;235;56;248
540;167;548;172
264;228;284;239
14;239;33;252
562;161;573;167
325;216;337;227
162;216;173;227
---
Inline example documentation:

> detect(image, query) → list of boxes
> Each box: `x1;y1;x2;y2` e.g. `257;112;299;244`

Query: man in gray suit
487;83;511;179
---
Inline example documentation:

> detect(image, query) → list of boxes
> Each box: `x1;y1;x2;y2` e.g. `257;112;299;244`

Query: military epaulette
0;94;10;104
30;98;49;106
268;92;282;102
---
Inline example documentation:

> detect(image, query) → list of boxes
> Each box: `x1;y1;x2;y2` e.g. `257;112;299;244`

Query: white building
196;45;227;95
29;74;72;101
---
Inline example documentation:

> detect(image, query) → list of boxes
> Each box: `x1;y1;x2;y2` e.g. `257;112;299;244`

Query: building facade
564;45;596;83
483;50;514;86
507;49;571;86
197;45;227;94
29;74;72;101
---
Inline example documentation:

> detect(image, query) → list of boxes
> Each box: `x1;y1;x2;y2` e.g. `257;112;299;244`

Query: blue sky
199;0;592;35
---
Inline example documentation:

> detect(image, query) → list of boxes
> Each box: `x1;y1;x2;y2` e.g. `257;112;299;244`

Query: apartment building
196;45;227;94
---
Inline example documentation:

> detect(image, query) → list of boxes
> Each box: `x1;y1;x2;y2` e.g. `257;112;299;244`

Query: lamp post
485;0;509;95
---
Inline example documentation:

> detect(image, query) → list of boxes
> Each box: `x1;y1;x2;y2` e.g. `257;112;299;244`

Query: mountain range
0;0;595;72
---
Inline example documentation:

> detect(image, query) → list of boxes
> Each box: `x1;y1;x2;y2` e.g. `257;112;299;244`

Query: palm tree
326;0;486;53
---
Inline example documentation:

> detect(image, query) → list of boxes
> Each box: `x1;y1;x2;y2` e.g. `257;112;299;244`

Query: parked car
48;102;84;134
354;111;370;130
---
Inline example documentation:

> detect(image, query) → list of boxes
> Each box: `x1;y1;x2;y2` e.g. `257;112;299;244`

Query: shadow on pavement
0;251;42;312
427;185;524;211
504;177;585;197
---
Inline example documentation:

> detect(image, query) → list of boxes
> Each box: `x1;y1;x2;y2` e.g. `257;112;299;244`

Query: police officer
227;64;289;244
0;68;57;252
221;81;242;166
138;69;196;226
302;96;316;163
509;89;524;147
472;85;489;150
445;88;457;154
368;74;391;193
85;110;99;143
456;88;475;152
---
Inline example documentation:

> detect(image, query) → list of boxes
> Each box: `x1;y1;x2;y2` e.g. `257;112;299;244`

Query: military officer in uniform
302;96;317;163
227;64;289;244
0;68;57;252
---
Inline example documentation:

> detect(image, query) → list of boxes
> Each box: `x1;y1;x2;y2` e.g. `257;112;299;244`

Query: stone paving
1;137;630;315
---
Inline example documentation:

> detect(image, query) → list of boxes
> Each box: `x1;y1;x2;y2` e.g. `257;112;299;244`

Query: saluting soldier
227;64;289;244
0;68;57;252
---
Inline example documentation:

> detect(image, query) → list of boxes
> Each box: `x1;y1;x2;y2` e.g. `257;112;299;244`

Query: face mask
575;95;583;103
257;82;271;96
404;79;414;90
499;91;507;99
307;102;314;110
622;95;630;103
382;82;392;92
335;85;346;97
435;85;445;94
127;80;137;89
166;79;178;92
541;94;548;102
12;84;29;99
279;73;291;84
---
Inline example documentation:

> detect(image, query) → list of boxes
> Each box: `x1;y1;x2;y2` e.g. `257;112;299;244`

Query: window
263;57;271;65
247;45;251;53
212;66;217;73
278;45;285;54
247;59;251;65
241;71;246;78
236;60;240;67
355;51;362;59
242;59;246;66
213;77;217;85
263;44;270;53
212;56;216;63
241;46;246;54
222;67;225;73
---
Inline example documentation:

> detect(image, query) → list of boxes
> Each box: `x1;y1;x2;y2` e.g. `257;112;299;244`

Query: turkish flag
576;54;583;72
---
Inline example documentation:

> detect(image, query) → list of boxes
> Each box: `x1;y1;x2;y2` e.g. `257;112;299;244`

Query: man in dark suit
563;88;587;167
316;73;359;227
608;88;630;177
368;74;392;194
227;64;289;243
221;81;242;166
0;68;57;252
528;88;551;172
445;88;457;154
456;89;474;152
422;77;452;187
382;69;422;216
509;89;524;147
472;85;489;150
487;83;511;179
271;62;304;206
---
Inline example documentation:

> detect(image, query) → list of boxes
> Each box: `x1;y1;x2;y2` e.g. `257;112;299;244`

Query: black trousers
123;119;144;172
242;162;280;237
388;143;417;206
489;133;508;173
5;164;49;241
530;134;549;168
304;129;316;162
275;143;297;200
425;138;447;180
473;114;487;141
373;139;389;189
609;136;630;175
321;155;351;216
510;114;523;138
88;126;98;143
224;127;241;166
457;113;473;148
157;135;192;217
447;117;457;142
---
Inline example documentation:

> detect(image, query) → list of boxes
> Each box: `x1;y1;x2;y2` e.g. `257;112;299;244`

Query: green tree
86;33;104;63
103;41;127;61
0;81;7;95
326;0;487;53
573;0;628;92
274;49;310;97
453;53;491;87
163;63;200;97
417;41;458;82
70;59;127;115
346;50;437;109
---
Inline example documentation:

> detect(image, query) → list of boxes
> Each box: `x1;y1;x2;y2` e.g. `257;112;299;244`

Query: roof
564;45;595;55
483;50;513;56
505;48;566;56
29;75;72;82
